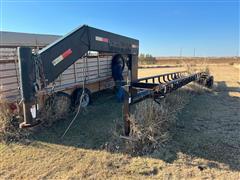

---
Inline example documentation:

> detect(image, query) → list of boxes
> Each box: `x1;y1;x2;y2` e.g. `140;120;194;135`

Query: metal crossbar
135;71;187;84
131;72;202;104
123;71;213;135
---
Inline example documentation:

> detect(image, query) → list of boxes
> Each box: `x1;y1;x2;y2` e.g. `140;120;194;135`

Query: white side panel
0;46;114;102
0;48;20;101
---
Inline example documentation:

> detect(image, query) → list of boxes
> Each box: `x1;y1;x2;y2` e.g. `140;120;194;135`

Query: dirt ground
0;64;239;179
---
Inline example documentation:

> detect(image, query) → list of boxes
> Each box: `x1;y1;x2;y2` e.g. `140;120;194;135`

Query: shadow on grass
30;90;120;149
29;82;240;171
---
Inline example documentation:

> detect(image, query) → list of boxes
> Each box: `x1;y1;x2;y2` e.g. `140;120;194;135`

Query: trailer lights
95;36;109;43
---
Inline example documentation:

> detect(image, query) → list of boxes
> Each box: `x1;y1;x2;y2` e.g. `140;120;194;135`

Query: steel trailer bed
122;71;213;135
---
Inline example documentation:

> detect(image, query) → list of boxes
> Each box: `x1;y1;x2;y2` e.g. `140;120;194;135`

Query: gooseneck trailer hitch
18;25;139;128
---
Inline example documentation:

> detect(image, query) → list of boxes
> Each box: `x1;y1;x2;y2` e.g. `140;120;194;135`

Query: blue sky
0;0;239;56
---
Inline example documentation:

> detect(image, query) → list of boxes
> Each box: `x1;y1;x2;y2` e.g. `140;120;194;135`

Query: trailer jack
123;71;213;136
19;102;41;128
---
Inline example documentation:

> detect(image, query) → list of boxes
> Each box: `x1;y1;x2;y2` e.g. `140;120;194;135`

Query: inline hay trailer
0;25;213;135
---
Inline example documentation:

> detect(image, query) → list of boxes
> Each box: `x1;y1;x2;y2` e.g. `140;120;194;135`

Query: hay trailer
1;25;213;135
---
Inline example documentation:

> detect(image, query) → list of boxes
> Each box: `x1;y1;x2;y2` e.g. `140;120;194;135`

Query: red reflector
102;38;109;43
62;49;72;58
96;36;109;43
9;103;17;111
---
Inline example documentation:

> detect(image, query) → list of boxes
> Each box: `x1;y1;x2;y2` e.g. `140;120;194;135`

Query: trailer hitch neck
18;47;41;128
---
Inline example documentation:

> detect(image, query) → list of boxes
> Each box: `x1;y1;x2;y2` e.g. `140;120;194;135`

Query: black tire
71;88;91;108
206;76;214;88
112;54;125;72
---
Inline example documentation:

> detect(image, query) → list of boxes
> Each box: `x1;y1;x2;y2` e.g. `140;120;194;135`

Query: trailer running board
123;71;213;135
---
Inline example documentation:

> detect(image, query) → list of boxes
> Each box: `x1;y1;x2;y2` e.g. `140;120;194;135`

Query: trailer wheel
71;88;91;108
206;76;214;88
42;92;71;127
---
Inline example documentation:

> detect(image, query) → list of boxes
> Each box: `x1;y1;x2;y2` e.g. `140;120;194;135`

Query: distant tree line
138;53;157;64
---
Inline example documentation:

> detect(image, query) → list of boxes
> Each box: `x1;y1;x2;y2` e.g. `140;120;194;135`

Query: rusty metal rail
123;71;213;135
136;71;187;84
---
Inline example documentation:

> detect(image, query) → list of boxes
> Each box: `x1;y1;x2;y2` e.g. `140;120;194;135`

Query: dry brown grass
180;58;210;75
127;100;174;155
107;84;206;156
1;64;239;179
155;57;240;65
105;62;214;156
40;94;71;127
0;96;28;143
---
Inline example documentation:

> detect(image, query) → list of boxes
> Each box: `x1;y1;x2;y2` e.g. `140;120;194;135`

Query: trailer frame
122;71;213;135
4;24;214;134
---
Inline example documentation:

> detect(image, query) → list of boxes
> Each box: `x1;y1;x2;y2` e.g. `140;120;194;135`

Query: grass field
0;63;240;179
155;57;240;65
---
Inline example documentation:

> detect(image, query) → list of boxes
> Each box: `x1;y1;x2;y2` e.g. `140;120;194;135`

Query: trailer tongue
17;25;213;135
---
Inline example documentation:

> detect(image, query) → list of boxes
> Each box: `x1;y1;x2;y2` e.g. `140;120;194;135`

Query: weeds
0;96;28;143
107;85;205;155
40;93;71;127
181;58;210;75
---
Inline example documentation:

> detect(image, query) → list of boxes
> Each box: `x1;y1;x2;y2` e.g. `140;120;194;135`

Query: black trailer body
18;25;139;127
37;25;139;83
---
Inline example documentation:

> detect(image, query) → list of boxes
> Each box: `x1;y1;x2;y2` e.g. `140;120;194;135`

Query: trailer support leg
123;88;130;136
20;102;33;128
18;47;41;128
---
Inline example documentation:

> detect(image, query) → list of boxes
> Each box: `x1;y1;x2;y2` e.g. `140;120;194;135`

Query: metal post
123;87;130;136
18;47;41;128
122;54;134;136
